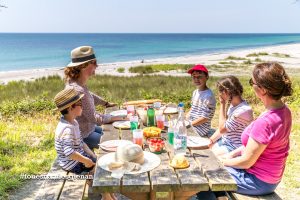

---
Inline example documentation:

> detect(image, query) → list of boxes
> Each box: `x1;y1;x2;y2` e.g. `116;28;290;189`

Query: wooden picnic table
93;106;237;200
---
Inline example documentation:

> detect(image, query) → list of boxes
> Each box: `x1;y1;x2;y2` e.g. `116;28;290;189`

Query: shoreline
1;43;300;84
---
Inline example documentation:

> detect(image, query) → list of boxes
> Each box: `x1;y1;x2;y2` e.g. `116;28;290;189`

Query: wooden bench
227;192;282;200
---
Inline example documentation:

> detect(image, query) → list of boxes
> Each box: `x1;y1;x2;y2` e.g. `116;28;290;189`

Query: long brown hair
216;75;243;100
253;62;292;100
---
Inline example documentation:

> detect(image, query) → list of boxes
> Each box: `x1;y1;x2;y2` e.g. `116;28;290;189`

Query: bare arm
218;97;227;133
222;138;267;169
83;143;97;159
191;117;208;126
69;152;95;168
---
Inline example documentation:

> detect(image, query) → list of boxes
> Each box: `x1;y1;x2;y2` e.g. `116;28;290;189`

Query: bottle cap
178;102;184;107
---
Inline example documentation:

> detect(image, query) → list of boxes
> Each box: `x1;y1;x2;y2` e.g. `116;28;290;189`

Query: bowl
143;127;162;138
147;137;165;154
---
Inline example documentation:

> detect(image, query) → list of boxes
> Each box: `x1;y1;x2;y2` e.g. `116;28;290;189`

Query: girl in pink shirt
221;62;293;195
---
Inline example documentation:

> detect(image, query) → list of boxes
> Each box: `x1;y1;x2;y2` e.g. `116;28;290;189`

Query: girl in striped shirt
209;76;253;156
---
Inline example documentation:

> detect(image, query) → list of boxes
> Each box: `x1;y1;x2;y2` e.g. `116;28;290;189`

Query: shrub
117;67;125;73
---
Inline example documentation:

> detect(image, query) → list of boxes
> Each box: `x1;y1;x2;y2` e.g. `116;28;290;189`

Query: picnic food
115;143;144;164
169;154;189;169
143;127;161;138
147;137;165;153
123;99;162;106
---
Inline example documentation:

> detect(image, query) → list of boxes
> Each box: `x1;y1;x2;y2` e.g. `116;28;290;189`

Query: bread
123;99;162;106
170;154;189;169
115;143;144;164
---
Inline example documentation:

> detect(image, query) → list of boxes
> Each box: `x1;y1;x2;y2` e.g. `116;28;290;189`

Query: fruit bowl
143;127;161;138
147;137;165;154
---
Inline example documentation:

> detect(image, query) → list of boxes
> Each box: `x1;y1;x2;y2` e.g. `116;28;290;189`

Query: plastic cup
127;105;135;115
156;115;165;129
167;127;174;145
130;115;139;131
132;129;143;147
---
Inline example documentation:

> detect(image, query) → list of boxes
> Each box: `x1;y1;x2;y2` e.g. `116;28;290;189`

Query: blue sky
0;0;300;33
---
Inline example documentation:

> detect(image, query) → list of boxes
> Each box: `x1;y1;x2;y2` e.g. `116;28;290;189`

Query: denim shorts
83;126;103;150
215;138;236;153
225;167;279;195
69;154;96;175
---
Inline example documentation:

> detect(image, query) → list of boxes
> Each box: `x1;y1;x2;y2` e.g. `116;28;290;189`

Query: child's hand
84;158;95;168
218;95;226;105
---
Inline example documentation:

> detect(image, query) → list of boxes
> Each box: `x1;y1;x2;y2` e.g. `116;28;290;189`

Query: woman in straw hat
64;46;125;150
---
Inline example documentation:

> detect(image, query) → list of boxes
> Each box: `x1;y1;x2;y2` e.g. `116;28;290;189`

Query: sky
0;0;300;33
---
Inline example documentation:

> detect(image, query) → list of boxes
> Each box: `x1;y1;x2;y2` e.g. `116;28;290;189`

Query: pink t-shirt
241;105;291;184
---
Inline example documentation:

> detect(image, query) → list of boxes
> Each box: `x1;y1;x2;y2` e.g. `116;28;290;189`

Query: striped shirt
55;117;85;171
189;89;216;136
66;81;111;138
222;101;253;149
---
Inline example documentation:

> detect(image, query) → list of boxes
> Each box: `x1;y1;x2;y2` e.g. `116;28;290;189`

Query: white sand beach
1;43;300;84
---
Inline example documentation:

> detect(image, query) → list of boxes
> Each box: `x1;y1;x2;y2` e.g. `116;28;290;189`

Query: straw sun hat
54;88;84;111
67;46;96;67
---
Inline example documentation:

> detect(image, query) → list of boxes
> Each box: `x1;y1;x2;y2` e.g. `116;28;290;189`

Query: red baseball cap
187;64;208;74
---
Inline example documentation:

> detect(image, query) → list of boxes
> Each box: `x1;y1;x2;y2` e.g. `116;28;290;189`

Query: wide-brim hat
54;88;84;111
67;46;96;67
188;64;208;75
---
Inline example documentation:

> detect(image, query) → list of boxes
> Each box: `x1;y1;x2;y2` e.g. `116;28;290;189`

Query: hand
84;158;95;168
220;153;234;160
208;138;214;148
219;95;226;105
106;102;117;108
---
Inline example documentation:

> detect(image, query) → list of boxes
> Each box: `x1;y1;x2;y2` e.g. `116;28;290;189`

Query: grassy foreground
0;74;299;199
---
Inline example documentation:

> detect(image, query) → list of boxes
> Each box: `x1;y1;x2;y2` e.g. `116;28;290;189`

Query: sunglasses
249;78;259;87
72;100;82;108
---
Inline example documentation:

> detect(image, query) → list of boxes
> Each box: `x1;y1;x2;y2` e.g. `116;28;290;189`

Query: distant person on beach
187;64;216;137
208;76;253;157
220;62;293;195
64;46;126;150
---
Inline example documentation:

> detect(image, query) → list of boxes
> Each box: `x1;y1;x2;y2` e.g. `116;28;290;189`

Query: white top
189;88;216;136
222;100;253;149
55;117;85;171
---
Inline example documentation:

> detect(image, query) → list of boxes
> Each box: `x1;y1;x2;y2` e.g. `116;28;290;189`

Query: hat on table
187;64;208;75
54;88;84;111
67;46;96;67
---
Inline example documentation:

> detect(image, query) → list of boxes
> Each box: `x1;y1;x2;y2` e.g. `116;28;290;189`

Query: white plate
112;121;131;129
98;151;161;174
187;136;210;148
163;107;178;114
165;119;190;128
110;110;127;117
99;140;133;152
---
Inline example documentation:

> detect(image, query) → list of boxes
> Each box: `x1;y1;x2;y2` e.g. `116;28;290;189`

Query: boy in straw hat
54;88;116;200
54;88;97;174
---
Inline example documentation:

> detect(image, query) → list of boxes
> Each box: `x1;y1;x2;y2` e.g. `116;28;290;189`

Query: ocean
1;33;300;72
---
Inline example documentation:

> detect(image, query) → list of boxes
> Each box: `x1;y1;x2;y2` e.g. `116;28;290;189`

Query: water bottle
147;105;156;127
173;102;187;155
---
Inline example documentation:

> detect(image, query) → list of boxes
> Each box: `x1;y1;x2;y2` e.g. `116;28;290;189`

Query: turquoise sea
1;33;300;72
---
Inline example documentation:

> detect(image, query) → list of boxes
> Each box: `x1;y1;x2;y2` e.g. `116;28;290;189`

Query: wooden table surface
93;107;237;200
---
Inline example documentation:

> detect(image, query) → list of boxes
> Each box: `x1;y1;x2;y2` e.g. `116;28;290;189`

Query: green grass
272;52;290;58
246;52;269;57
128;64;193;74
0;74;299;199
117;67;125;73
225;56;247;60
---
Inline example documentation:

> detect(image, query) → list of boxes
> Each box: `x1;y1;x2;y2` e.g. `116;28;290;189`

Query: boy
54;88;96;174
187;64;216;137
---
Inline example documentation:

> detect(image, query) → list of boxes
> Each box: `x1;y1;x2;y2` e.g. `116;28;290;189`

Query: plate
165;119;190;128
98;151;161;174
110;110;127;117
99;140;133;152
163;107;178;114
187;136;210;148
112;121;131;129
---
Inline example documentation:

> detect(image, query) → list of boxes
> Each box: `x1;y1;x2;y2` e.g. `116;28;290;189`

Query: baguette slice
123;99;162;106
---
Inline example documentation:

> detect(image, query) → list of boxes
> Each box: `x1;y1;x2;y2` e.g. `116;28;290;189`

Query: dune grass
0;74;299;199
128;64;193;74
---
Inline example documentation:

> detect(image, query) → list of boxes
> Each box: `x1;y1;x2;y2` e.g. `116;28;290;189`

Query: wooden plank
122;192;148;200
35;159;68;200
174;152;209;192
191;149;237;191
59;173;86;200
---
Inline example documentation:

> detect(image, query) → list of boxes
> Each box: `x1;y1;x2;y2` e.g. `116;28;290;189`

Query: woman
221;62;293;195
209;76;253;156
64;46;124;150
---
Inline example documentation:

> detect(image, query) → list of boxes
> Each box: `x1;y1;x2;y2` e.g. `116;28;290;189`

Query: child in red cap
187;64;216;137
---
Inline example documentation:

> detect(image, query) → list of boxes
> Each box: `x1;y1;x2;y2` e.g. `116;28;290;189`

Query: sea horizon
1;33;300;72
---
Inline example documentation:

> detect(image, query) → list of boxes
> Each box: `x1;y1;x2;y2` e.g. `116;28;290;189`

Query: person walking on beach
208;76;253;156
220;62;293;195
187;64;216;137
64;46;126;150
